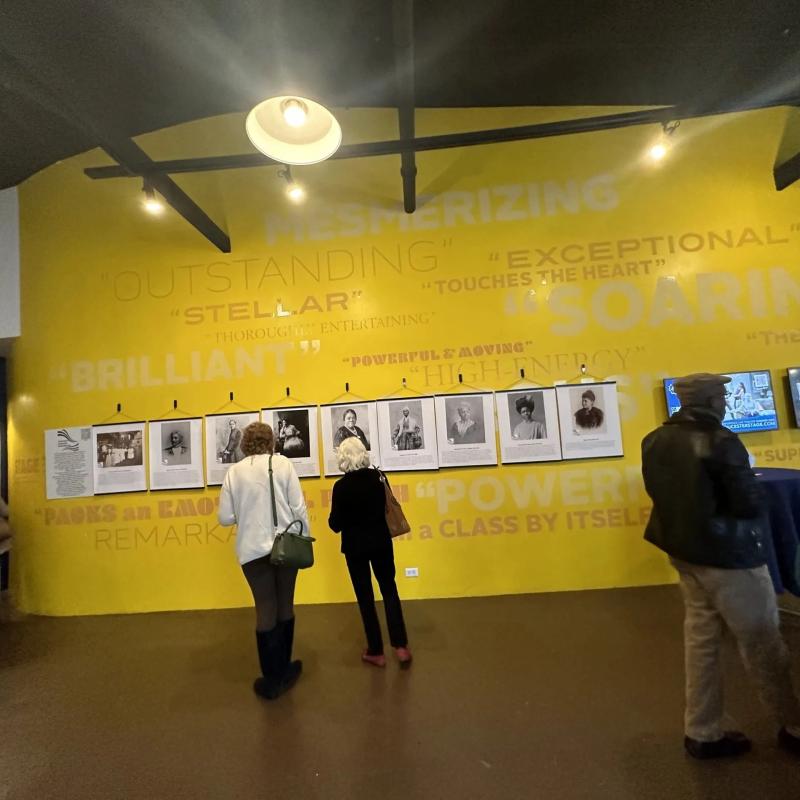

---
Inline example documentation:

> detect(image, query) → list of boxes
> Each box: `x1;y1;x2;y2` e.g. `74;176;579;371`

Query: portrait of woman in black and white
390;400;423;451
445;397;485;445
509;393;547;440
572;388;605;432
275;409;311;459
332;406;371;450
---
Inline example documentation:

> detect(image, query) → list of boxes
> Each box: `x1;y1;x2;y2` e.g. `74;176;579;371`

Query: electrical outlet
404;567;419;578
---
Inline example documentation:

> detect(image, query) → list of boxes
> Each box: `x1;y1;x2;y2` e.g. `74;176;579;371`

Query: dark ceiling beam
774;150;800;190
105;140;231;252
85;94;800;180
392;0;417;214
0;52;230;252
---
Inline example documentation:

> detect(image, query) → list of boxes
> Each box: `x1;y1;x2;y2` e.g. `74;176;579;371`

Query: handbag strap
268;454;278;528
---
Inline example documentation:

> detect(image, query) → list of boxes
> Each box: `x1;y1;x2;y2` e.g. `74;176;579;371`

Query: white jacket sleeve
218;471;237;526
285;463;310;536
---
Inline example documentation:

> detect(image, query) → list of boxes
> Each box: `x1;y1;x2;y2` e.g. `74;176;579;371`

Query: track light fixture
142;182;164;214
648;120;680;163
279;166;305;203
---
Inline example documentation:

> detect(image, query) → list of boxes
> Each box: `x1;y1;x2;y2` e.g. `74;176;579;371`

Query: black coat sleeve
708;433;764;519
328;481;343;533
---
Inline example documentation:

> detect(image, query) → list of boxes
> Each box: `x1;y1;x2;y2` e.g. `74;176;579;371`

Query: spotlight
647;120;680;163
649;141;669;162
281;98;308;127
142;184;164;215
279;166;305;203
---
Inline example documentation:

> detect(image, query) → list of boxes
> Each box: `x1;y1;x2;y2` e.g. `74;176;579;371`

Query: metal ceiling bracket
774;151;800;190
393;0;417;214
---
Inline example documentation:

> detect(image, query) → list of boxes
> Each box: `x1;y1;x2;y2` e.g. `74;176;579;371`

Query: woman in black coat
328;437;412;667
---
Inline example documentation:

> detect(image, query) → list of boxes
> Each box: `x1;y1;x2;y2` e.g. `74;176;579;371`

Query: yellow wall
8;106;800;615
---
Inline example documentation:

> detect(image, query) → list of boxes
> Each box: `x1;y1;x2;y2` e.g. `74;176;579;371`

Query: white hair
337;436;371;473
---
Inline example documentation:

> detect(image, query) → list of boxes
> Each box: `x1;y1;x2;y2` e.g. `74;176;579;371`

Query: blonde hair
337;436;370;473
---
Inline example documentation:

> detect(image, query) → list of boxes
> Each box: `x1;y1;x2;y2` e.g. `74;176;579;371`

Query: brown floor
1;586;799;800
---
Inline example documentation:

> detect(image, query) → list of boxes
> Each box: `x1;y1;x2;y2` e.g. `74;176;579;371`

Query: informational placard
148;417;204;490
320;402;380;476
204;411;259;485
45;427;94;499
434;392;498;468
92;422;147;494
262;405;320;478
376;396;439;472
496;388;562;464
556;382;623;460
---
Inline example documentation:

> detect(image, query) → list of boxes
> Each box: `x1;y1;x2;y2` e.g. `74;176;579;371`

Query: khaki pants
671;558;800;742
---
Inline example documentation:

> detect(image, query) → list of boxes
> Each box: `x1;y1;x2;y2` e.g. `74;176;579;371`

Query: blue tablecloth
755;468;800;596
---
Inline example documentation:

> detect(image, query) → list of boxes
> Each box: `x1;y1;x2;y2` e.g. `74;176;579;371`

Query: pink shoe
395;646;413;667
361;650;386;668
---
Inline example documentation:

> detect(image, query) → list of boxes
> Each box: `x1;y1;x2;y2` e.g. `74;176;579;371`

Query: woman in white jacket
218;422;310;699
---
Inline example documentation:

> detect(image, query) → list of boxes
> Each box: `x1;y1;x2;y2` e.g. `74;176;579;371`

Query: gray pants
241;554;298;632
671;557;800;741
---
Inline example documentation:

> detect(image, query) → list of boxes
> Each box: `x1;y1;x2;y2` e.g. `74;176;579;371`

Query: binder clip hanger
443;373;486;394
213;391;256;413
100;402;137;424
270;386;309;407
155;398;194;420
383;376;425;399
561;364;601;385
504;368;543;391
328;381;368;404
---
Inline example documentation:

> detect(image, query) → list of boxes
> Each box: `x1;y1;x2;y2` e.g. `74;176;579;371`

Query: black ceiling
2;0;800;190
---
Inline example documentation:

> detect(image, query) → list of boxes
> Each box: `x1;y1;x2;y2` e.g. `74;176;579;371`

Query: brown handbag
380;470;411;537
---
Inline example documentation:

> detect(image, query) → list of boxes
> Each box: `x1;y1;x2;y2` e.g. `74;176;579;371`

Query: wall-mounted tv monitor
789;367;800;427
663;370;779;433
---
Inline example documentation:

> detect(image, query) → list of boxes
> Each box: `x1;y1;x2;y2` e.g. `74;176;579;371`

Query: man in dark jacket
642;372;800;759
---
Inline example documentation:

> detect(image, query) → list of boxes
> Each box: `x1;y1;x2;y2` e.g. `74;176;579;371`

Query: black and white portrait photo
161;421;191;466
320;402;379;476
331;405;371;450
216;416;245;463
274;408;311;459
508;392;547;440
205;411;260;485
92;421;147;494
149;417;204;490
556;382;623;460
389;400;424;450
262;405;320;478
570;387;606;434
375;397;438;472
444;396;485;445
496;388;562;464
434;393;497;468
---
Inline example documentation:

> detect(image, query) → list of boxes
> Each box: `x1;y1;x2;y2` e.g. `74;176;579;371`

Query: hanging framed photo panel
375;396;438;472
496;388;562;464
148;417;204;490
434;392;498;468
261;405;320;478
320;402;380;476
92;422;147;494
555;381;624;460
45;426;95;499
204;411;260;486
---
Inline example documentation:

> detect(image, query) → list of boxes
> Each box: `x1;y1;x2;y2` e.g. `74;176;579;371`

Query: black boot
253;627;284;700
279;616;303;674
253;626;301;700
